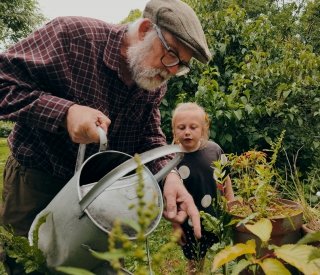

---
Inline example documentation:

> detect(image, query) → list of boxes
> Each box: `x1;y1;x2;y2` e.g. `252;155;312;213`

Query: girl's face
173;110;204;152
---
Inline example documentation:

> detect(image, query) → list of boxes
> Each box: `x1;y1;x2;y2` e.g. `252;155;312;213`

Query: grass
126;218;189;274
0;138;10;197
137;216;218;274
127;217;216;274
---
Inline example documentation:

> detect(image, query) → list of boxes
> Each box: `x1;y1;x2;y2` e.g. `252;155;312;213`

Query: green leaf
245;104;254;114
240;96;248;104
225;133;233;143
282;90;291;99
212;239;256;271
200;211;220;235
230;258;252;275
56;266;95;275
259;258;291;275
89;249;127;261
236;213;259;227
244;218;272;242
233;110;243;120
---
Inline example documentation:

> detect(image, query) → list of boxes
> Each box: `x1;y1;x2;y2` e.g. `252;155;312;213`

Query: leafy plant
282;148;320;233
0;226;49;274
200;155;234;275
201;153;233;243
0;121;14;138
214;131;290;220
211;218;320;275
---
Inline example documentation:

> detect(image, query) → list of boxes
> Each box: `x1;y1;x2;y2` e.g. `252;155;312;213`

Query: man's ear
137;18;153;41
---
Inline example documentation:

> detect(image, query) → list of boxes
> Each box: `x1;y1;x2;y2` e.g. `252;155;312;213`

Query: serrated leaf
259;258;290;275
56;266;95;275
200;211;220;235
212;239;256;271
244;218;272;242
274;244;320;274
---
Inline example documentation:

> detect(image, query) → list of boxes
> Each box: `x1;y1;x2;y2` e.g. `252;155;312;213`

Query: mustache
139;67;171;80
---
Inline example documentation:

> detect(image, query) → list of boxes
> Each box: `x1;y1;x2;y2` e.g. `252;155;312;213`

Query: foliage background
0;0;45;50
160;0;320;182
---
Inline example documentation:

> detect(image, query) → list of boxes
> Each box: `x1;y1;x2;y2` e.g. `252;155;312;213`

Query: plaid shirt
0;16;169;181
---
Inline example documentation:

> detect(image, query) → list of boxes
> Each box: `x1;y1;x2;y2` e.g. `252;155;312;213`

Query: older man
0;0;210;249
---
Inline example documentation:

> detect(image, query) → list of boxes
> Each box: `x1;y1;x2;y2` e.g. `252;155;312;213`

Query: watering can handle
79;144;184;211
74;127;108;173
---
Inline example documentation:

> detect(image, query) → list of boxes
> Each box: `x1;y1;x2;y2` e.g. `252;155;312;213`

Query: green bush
0;121;14;138
161;1;320;178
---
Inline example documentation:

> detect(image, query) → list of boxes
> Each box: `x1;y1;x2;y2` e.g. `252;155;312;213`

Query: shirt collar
103;24;128;77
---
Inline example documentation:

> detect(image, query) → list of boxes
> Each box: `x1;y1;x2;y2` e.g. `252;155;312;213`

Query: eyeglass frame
153;24;191;76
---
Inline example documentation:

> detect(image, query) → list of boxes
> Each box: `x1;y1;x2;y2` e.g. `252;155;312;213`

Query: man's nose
166;65;179;75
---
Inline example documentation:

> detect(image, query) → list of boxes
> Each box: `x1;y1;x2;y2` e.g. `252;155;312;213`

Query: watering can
28;128;183;273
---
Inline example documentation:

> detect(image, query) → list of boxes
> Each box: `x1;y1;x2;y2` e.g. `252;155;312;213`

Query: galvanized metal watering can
28;128;183;272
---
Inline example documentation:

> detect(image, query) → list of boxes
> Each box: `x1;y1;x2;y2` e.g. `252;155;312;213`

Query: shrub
0;121;14;138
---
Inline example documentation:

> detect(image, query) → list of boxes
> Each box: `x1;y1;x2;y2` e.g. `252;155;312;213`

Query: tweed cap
143;0;212;64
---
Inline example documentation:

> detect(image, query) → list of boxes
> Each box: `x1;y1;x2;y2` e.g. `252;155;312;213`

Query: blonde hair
172;102;210;143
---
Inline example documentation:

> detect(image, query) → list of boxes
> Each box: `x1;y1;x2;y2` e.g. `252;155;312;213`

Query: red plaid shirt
0;16;168;181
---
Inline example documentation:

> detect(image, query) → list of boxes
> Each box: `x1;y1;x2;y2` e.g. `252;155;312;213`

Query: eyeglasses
153;25;190;76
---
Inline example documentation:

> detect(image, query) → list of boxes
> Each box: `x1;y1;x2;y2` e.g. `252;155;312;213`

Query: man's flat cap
143;0;212;64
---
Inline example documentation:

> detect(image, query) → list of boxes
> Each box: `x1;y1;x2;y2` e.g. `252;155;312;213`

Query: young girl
171;102;234;274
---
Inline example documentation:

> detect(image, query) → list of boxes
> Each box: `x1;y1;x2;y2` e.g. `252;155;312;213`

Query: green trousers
1;155;66;237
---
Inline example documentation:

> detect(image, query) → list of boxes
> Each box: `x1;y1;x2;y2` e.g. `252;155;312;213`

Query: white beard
127;31;172;91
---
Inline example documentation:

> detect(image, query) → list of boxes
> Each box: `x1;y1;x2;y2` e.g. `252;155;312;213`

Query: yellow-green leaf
212;239;256;271
274;244;320;274
244;218;272;242
298;231;320;245
259;258;290;275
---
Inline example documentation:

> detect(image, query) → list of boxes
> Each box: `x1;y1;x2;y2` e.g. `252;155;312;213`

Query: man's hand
163;172;201;239
66;104;111;144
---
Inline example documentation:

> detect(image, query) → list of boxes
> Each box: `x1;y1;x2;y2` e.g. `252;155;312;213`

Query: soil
306;219;320;231
228;198;302;219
